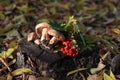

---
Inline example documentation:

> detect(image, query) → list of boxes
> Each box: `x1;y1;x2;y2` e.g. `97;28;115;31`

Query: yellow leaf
96;74;103;80
103;72;113;80
0;46;17;59
0;48;14;59
112;28;120;34
110;69;116;80
7;74;13;80
7;68;32;80
67;68;87;76
11;68;32;76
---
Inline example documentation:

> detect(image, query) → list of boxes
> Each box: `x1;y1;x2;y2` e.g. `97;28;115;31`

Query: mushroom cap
48;29;65;41
27;32;36;42
35;22;50;37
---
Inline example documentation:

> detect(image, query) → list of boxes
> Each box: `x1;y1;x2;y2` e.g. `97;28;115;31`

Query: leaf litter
0;0;120;80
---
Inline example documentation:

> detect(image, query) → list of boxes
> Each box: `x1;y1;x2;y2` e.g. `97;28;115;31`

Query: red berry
60;37;78;57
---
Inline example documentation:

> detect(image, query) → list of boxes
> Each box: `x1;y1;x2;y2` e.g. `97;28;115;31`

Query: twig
0;58;11;72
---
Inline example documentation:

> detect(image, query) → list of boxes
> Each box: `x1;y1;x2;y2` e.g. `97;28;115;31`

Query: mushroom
35;22;65;45
34;39;40;45
27;32;36;42
41;28;50;41
47;29;65;44
35;22;50;38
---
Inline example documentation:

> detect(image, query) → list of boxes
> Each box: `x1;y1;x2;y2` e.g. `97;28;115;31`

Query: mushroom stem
49;37;58;44
35;22;65;46
41;28;50;41
35;22;50;38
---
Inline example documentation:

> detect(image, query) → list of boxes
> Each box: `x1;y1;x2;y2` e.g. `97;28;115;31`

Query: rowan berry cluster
60;38;78;57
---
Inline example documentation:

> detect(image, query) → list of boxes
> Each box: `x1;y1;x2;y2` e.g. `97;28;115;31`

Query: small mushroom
34;39;40;45
35;22;65;45
35;22;50;38
27;32;36;42
49;36;57;44
47;29;65;44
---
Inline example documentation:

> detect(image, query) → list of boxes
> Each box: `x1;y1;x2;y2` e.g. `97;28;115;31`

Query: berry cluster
60;38;78;57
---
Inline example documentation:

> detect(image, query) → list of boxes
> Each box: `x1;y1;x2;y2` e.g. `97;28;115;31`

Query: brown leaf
0;76;6;80
112;28;120;35
38;77;54;80
87;74;97;80
28;75;38;80
0;3;5;11
116;74;120;79
103;19;115;25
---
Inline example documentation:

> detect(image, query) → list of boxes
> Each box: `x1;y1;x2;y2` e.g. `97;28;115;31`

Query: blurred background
0;0;120;80
0;0;120;50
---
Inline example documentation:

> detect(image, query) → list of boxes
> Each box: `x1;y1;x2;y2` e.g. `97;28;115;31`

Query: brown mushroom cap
35;22;50;37
35;22;65;45
48;29;65;41
27;32;36;42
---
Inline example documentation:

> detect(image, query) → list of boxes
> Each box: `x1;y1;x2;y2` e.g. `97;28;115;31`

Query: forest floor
0;0;120;80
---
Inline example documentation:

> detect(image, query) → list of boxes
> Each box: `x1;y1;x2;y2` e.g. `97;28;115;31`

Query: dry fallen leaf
112;28;120;35
34;39;40;45
116;74;120;79
103;72;113;80
90;59;105;74
0;76;6;80
97;59;106;71
28;75;38;80
7;68;32;80
87;74;97;80
38;77;54;80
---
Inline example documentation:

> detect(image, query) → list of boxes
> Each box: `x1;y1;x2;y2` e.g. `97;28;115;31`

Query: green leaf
90;68;99;74
73;24;80;33
110;69;116;80
104;0;117;13
103;72;113;80
17;5;31;13
0;12;5;19
0;48;14;58
67;68;87;76
12;15;27;25
3;23;14;33
5;4;16;11
64;16;74;29
49;20;65;31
